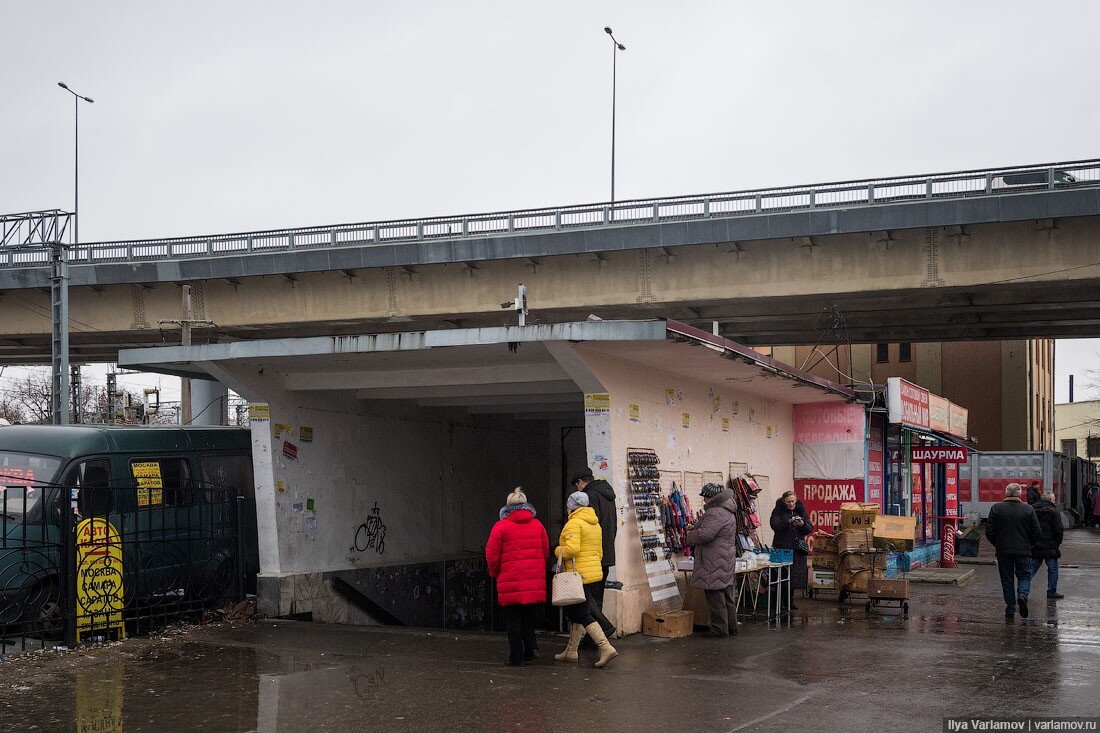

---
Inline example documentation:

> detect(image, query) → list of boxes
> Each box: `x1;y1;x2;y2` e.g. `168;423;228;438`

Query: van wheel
22;579;62;638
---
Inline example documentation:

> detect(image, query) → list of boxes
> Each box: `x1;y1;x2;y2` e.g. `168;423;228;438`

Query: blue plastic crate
767;548;794;563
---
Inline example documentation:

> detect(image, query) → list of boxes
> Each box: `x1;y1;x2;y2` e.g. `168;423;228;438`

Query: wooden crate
642;610;694;638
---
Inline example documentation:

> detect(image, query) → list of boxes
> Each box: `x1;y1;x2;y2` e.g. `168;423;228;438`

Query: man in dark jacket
686;484;739;638
1030;490;1064;600
986;483;1042;619
573;468;617;638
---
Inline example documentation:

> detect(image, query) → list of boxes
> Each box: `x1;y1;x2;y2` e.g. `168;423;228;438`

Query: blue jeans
1030;557;1059;596
996;554;1032;614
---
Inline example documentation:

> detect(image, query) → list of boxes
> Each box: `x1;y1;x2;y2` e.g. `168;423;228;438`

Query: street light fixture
53;82;94;425
604;27;626;207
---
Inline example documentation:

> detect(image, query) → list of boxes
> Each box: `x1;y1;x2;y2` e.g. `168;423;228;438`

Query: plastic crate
767;548;794;563
956;537;981;557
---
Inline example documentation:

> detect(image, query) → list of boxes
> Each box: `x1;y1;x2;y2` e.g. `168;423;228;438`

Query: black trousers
704;585;738;636
564;582;599;627
588;571;615;632
502;604;538;663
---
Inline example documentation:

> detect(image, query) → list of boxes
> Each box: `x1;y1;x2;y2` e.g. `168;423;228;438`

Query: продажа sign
910;446;968;463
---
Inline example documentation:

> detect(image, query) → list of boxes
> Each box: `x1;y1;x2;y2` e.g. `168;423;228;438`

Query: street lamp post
604;27;626;207
55;82;93;425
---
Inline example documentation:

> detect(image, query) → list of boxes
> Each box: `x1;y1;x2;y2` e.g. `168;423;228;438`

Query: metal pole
106;372;117;424
181;285;193;425
50;240;70;425
611;40;617;206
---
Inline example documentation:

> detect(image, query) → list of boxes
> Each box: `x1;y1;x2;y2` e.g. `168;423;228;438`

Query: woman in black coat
770;491;814;600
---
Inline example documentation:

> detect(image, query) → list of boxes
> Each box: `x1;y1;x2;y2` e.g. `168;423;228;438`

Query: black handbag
795;537;810;554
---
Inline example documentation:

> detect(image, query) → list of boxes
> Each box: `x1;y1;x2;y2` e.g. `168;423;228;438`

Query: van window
71;459;114;518
0;451;62;521
200;455;255;500
129;458;193;507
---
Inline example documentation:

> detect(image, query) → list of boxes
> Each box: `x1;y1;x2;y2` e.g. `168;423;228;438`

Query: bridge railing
3;159;1099;268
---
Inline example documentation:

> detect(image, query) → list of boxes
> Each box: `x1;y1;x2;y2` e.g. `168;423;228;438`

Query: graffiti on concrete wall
351;502;387;555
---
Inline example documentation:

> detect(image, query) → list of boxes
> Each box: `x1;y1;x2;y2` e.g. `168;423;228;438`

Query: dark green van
0;425;258;635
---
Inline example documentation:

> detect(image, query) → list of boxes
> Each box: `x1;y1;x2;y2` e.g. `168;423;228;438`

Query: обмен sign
910;446;969;463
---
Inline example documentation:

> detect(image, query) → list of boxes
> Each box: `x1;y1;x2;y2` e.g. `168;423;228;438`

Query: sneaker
1047;593;1064;600
1017;596;1029;619
700;630;729;638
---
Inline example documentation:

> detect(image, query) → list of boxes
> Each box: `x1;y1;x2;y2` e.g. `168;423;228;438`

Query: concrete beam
467;403;581;415
355;380;579;400
286;363;568;391
416;393;581;407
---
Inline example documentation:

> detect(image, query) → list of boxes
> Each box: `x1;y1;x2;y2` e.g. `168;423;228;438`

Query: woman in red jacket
486;488;550;666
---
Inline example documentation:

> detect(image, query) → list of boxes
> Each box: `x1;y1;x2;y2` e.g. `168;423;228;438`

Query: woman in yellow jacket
554;491;618;667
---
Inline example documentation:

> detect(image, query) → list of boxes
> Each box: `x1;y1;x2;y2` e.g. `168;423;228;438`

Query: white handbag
551;558;586;606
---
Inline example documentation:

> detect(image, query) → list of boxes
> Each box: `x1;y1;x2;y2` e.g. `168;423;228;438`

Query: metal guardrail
3;159;1100;269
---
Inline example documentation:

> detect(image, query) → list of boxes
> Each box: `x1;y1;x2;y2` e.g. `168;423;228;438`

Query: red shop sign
910;446;968;463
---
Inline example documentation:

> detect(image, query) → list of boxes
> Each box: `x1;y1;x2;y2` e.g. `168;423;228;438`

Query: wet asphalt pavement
2;531;1099;733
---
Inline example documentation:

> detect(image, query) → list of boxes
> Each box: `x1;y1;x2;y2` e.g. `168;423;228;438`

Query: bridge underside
2;211;1100;363
3;280;1099;365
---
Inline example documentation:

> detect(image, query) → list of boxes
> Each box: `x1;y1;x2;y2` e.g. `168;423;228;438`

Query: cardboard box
682;588;710;628
836;528;874;554
642;610;694;638
811;569;837;589
840;567;884;593
867;578;910;599
838;552;884;574
812;551;838;570
873;515;918;551
812;532;837;553
839;503;880;531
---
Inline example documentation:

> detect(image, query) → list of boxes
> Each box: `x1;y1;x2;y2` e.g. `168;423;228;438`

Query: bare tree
0;369;145;424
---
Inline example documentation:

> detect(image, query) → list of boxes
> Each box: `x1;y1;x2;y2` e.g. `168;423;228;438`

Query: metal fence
0;478;243;652
3;159;1100;269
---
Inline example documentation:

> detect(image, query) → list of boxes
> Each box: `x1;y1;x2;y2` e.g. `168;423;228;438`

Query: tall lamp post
604;27;626;207
55;82;93;425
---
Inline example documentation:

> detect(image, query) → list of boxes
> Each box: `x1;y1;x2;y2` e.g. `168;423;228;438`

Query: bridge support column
190;379;229;425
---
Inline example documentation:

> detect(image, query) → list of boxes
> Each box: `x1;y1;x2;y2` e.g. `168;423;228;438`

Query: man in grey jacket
986;483;1042;619
686;483;739;638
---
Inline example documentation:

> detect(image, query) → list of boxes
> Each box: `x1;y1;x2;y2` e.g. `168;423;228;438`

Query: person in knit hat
486;487;549;666
553;491;618;668
686;483;740;637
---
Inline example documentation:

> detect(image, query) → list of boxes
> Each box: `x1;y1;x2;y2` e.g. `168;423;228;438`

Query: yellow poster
249;404;270;421
766;425;774;439
274;423;294;439
682;412;691;429
300;426;314;443
732;401;740;417
722;418;730;433
628;404;640;423
712;396;721;414
131;461;163;507
665;388;676;406
76;518;125;642
584;393;611;414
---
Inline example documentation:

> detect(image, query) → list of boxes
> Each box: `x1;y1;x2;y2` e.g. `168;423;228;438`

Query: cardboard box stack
836;503;885;594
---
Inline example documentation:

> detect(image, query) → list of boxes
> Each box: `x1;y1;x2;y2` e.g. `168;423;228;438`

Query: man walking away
686;483;740;638
573;468;618;639
1031;490;1064;600
986;483;1042;619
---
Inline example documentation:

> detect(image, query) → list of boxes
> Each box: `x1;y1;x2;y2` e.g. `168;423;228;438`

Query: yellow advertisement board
76;518;125;641
131;461;163;507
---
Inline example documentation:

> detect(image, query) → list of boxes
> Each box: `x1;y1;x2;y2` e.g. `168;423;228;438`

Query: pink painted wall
574;344;796;629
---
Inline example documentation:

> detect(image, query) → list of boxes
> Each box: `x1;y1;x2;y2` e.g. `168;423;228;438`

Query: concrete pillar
190;379;229;425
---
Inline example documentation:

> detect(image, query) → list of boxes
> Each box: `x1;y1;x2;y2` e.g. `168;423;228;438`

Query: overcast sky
1;1;1098;404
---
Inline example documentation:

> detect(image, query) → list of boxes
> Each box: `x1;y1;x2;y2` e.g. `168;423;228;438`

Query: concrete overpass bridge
3;158;1100;363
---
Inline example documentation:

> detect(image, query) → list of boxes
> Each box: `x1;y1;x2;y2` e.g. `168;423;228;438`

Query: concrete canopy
118;319;857;412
